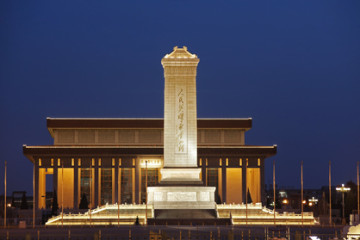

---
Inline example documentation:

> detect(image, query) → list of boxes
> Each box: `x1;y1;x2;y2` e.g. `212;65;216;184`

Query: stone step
154;209;217;219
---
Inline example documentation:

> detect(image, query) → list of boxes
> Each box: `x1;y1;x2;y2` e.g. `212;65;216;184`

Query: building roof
23;145;276;163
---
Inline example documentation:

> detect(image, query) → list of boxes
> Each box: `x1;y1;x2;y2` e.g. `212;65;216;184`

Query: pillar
53;166;58;193
242;166;247;203
38;168;46;209
135;158;140;204
222;166;227;203
114;161;119;204
260;161;265;205
201;165;206;185
94;165;99;207
74;165;79;209
34;165;39;210
162;46;199;168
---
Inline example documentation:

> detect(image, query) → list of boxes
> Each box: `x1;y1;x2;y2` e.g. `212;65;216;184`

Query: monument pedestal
147;186;216;210
160;168;202;185
148;168;216;211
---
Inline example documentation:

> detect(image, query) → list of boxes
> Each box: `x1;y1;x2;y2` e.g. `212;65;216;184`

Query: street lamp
308;197;318;207
145;160;148;225
4;160;7;228
336;184;351;225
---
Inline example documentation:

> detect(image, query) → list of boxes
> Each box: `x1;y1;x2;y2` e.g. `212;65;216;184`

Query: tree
79;193;89;209
134;216;140;225
51;189;59;216
345;181;357;221
20;192;28;209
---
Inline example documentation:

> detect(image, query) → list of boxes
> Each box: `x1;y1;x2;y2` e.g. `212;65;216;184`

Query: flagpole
61;161;64;227
33;164;35;228
145;160;148;225
90;163;92;226
4;161;7;228
357;161;359;216
301;161;304;227
117;163;120;226
273;159;276;225
329;161;332;226
245;158;248;225
118;163;120;226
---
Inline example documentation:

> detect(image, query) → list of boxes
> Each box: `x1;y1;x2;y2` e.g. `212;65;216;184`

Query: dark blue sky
1;1;359;194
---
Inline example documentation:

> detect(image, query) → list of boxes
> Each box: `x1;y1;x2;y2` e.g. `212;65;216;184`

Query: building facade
23;117;276;210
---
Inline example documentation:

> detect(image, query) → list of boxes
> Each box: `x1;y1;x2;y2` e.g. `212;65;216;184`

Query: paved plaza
0;225;345;240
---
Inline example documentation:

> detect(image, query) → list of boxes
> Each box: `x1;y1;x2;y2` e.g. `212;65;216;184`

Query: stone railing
46;203;154;225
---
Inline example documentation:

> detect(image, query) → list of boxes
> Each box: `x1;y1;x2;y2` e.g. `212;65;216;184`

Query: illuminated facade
23;47;277;211
23;118;276;210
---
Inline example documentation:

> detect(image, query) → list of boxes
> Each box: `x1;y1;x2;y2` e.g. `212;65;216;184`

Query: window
80;168;92;207
207;168;221;203
140;169;159;203
100;168;112;205
121;168;133;204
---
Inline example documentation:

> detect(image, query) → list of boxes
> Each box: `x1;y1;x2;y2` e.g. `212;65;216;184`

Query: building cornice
46;118;252;128
23;144;276;163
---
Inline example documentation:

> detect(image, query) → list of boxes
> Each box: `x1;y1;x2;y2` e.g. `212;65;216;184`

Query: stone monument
147;47;216;211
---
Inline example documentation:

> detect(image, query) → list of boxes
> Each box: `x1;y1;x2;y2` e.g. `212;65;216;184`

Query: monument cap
161;46;199;66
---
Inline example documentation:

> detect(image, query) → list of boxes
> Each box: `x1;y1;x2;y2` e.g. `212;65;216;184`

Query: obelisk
160;46;201;183
147;47;215;211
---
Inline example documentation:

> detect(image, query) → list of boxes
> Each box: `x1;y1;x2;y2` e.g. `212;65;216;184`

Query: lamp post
336;184;350;225
329;161;332;226
61;161;64;227
90;163;92;226
4;161;7;228
33;164;35;228
357;161;359;217
273;159;276;225
118;161;121;226
245;158;248;225
301;161;304;227
118;175;120;226
145;160;148;225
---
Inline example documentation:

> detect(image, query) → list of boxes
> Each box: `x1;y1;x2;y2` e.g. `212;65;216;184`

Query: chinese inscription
175;86;187;153
167;192;196;202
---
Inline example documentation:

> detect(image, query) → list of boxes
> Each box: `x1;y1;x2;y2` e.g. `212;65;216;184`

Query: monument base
147;186;216;210
160;168;202;185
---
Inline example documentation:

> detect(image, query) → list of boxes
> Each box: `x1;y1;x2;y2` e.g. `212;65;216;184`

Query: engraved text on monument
175;85;187;154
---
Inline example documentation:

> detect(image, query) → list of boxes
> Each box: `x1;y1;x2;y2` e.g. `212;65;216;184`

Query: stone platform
44;203;318;226
154;209;216;219
147;218;232;226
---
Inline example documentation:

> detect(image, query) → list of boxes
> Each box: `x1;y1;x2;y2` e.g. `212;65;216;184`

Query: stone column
34;165;39;209
74;165;79;209
135;158;140;204
222;166;227;203
260;160;265;205
114;161;119;204
242;166;247;204
94;165;99;207
53;165;58;193
201;164;206;185
161;46;201;182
